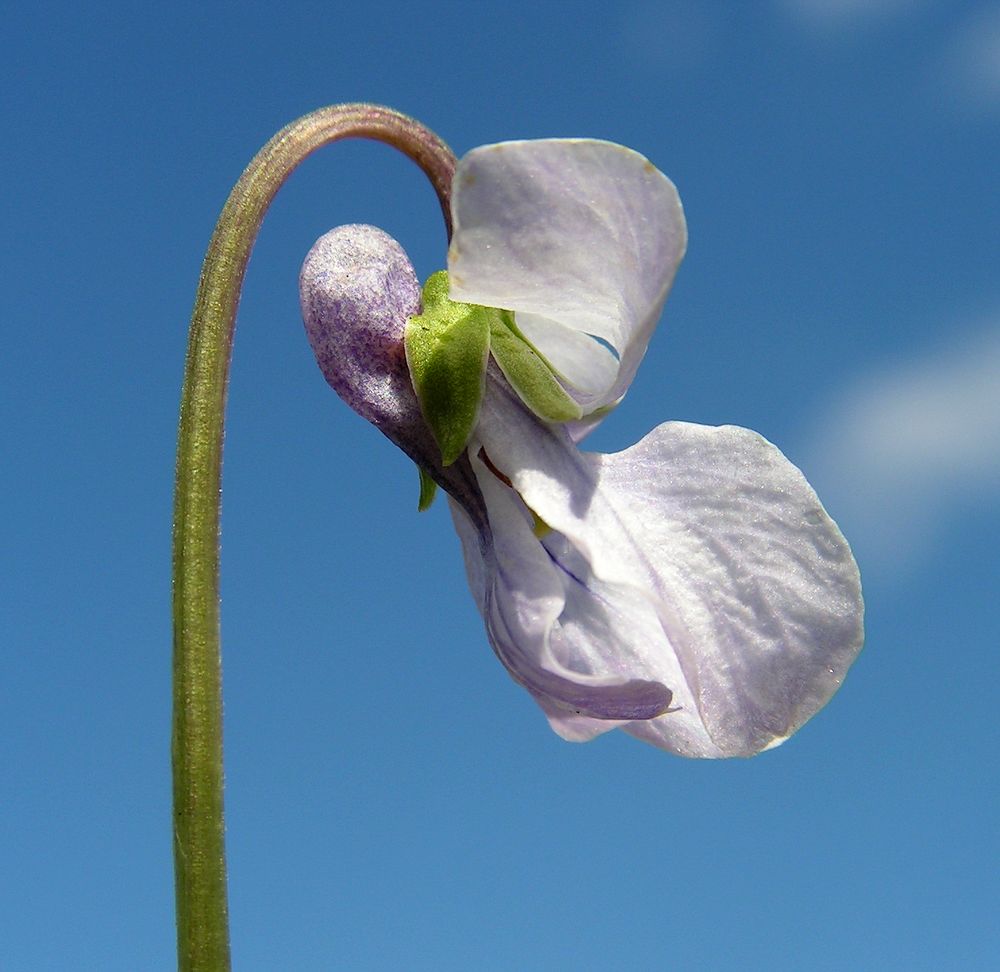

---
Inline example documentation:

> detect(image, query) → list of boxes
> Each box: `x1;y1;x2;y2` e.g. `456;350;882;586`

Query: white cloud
779;1;1000;116
937;5;1000;113
778;0;932;32
803;317;1000;575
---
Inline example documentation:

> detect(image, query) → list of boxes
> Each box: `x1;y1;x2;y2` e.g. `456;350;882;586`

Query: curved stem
171;104;456;971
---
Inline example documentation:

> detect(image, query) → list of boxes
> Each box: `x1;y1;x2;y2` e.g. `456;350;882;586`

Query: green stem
171;104;456;972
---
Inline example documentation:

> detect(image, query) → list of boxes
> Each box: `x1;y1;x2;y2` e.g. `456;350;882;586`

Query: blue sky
2;1;998;968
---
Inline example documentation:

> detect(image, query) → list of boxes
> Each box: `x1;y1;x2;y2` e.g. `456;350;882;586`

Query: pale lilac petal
472;380;863;757
449;460;674;723
513;312;619;395
532;529;725;755
448;139;686;423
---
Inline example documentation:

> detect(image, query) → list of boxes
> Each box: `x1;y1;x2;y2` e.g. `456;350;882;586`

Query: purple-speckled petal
301;224;424;448
300;224;484;522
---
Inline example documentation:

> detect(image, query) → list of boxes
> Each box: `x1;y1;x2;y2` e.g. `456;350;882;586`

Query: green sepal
405;271;491;466
416;466;438;511
488;311;583;423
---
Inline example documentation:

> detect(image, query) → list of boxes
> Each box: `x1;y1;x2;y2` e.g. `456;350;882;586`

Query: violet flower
300;139;863;758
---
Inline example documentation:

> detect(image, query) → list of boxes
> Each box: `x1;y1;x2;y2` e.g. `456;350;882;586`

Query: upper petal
447;139;687;425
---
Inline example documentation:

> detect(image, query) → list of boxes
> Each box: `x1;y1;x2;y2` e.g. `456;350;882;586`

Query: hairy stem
171;103;455;971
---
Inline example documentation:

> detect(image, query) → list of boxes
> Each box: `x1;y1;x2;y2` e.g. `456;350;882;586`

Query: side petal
532;529;726;755
475;380;864;757
448;139;687;423
448;459;675;725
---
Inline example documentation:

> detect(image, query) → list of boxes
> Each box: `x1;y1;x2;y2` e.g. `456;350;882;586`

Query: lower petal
474;381;864;757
